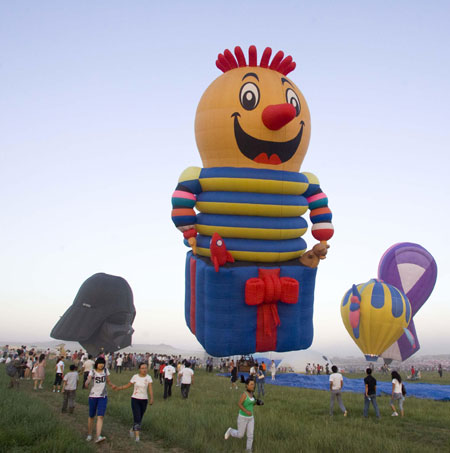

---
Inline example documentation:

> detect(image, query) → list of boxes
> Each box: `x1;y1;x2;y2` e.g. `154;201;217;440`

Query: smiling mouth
232;112;304;165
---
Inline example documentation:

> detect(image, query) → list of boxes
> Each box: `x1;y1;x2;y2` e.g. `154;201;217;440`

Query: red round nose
262;104;296;131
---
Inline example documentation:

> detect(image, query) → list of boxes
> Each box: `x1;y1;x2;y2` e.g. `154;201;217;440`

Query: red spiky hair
216;45;296;76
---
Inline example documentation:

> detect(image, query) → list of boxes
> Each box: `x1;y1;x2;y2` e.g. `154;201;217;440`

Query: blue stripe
389;285;404;318
303;184;320;198
197;213;308;230
370;281;385;309
342;288;352;307
405;294;411;323
310;213;332;223
197;235;306;253
353;324;360;339
173;216;197;227
199;167;309;183
197;191;308;207
178;179;202;194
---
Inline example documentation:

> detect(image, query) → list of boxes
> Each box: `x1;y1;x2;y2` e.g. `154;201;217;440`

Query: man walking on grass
329;365;347;416
363;368;380;419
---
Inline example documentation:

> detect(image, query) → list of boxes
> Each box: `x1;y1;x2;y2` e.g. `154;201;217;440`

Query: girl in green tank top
224;378;262;452
239;382;256;417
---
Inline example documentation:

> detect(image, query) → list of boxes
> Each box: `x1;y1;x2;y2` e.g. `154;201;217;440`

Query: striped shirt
172;167;333;262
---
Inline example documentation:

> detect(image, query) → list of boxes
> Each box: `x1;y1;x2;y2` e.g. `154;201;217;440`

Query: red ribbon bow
245;268;299;352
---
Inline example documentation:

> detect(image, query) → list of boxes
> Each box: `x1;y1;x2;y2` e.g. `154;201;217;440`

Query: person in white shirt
53;357;65;393
62;364;79;413
163;360;176;399
390;370;405;417
84;357;118;444
179;362;194;399
270;360;276;381
329;365;347;416
116;354;123;373
82;355;95;389
116;362;154;442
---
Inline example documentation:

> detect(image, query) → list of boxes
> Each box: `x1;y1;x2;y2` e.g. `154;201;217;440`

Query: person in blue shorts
84;357;117;443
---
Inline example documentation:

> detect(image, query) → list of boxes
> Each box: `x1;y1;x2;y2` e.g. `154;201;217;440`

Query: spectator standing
438;364;443;378
116;354;123;373
270;360;276;381
163;360;176;399
179;362;194;399
62;364;79;414
329;365;347;416
82;355;95;389
32;353;46;390
230;360;238;390
256;365;265;397
153;357;159;379
53;357;65;393
363;368;380;419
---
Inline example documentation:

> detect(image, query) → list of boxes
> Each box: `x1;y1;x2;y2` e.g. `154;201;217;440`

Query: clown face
195;66;310;172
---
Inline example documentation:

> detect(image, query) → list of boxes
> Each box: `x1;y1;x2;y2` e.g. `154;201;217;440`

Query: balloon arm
188;237;197;255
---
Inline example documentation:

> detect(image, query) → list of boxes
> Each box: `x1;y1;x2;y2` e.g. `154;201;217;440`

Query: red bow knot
245;268;299;351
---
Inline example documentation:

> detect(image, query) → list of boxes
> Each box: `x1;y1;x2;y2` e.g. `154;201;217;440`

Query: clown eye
240;82;260;110
286;88;300;116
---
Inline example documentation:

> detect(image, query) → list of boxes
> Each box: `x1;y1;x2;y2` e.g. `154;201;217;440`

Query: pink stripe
306;192;327;203
173;190;196;201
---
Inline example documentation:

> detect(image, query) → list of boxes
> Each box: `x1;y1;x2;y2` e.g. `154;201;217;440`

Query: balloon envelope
378;243;437;361
50;273;135;356
341;279;412;361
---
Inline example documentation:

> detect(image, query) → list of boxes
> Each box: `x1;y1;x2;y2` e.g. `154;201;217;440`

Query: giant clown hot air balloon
340;279;412;361
171;46;334;356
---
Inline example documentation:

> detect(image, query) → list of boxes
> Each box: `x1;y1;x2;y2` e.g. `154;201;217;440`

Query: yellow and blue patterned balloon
340;279;412;361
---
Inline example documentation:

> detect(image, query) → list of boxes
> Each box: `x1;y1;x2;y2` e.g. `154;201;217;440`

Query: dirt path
23;384;185;453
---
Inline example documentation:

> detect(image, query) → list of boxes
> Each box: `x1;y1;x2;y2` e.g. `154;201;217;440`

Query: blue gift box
184;251;317;357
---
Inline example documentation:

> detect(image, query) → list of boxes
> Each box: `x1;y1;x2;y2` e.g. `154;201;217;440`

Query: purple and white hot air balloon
378;243;437;362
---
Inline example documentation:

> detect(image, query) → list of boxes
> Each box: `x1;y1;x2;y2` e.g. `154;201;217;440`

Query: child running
84;357;117;443
224;377;262;452
116;362;154;442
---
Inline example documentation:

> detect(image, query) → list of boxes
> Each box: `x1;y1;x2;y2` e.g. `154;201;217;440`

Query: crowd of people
2;345;199;444
2;344;447;451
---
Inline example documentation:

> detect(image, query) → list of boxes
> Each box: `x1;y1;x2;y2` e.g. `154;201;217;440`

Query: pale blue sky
1;1;449;356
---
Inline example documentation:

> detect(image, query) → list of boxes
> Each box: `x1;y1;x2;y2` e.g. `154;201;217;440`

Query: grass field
1;363;449;452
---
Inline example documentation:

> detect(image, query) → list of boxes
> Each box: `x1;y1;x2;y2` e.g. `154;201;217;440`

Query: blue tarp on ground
221;373;450;401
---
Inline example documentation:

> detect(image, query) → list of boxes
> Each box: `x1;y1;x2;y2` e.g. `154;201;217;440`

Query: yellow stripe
302;172;319;186
197;201;308;217
199;177;308;195
196;224;307;240
196;247;305;263
178;166;201;183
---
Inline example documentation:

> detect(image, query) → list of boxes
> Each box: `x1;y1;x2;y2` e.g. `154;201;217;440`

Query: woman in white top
116;363;154;442
84;357;118;443
52;357;65;392
390;371;404;417
270;360;276;381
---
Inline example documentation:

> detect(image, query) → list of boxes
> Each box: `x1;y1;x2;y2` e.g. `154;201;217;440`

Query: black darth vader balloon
51;273;135;355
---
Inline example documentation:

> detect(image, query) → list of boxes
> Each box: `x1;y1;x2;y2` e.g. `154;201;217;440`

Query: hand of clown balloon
312;242;329;260
299;242;330;268
188;237;197;255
